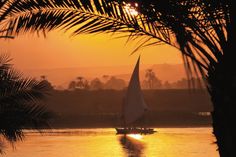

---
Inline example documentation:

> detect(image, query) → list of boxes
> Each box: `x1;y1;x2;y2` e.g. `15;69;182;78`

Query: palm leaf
0;54;52;143
2;0;230;86
3;0;170;46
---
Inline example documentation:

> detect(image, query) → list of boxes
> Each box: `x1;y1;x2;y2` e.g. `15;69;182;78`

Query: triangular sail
123;56;148;125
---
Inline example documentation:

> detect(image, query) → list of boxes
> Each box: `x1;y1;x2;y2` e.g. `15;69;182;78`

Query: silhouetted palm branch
3;0;172;51
119;0;229;87
0;0;21;38
3;0;229;86
0;54;52;144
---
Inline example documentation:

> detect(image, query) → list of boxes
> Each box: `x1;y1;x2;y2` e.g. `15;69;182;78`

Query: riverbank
45;89;212;128
49;112;212;129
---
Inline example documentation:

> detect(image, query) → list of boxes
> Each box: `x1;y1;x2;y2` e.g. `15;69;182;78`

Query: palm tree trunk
208;55;236;157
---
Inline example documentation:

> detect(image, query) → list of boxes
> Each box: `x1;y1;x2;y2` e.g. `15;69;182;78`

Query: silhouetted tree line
65;69;204;91
68;75;126;90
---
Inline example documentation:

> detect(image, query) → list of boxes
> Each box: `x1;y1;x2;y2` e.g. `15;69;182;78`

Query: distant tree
144;69;162;89
102;75;110;83
0;54;52;153
68;80;77;90
76;76;85;89
104;76;126;90
40;75;54;90
163;81;172;89
142;80;149;89
172;78;188;89
83;79;90;90
40;75;47;81
55;85;64;91
90;78;104;90
76;76;83;88
72;76;89;90
76;76;83;81
68;76;90;90
171;78;204;89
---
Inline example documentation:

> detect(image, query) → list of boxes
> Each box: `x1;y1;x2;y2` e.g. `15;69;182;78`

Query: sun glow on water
127;134;143;140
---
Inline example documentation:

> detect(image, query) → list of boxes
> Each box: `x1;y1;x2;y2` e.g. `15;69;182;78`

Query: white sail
123;56;148;125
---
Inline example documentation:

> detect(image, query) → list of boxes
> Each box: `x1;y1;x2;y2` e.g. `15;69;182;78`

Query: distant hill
22;64;187;89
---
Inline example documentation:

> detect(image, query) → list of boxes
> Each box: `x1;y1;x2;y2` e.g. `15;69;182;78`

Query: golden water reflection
119;134;145;157
6;128;219;157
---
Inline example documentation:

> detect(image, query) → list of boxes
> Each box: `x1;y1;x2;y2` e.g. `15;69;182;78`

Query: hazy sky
1;30;182;70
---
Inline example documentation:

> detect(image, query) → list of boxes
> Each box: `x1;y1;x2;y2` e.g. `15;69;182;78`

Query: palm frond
0;53;12;71
4;0;171;47
129;0;229;86
0;54;52;142
0;0;22;38
2;0;230;87
0;101;52;142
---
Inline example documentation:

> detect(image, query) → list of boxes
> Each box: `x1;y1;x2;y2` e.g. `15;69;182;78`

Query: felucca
116;56;156;135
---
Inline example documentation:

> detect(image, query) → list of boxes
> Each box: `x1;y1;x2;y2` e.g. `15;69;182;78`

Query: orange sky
0;30;182;70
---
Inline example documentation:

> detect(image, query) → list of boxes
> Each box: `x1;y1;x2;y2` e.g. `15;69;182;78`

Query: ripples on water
6;128;219;157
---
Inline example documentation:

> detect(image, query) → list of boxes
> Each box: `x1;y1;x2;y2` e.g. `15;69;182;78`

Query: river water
5;128;219;157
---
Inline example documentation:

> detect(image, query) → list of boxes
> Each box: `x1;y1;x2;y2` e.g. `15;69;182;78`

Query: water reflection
119;135;145;157
5;128;219;157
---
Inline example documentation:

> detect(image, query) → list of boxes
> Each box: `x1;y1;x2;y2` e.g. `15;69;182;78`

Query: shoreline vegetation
43;124;212;129
45;89;212;129
22;125;212;134
49;117;212;129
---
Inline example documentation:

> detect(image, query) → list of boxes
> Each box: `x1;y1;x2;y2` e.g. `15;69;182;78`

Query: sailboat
116;56;156;135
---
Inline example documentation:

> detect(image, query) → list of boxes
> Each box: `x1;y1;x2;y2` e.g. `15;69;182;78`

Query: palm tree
0;54;52;153
1;0;233;156
144;69;162;89
68;80;77;90
76;76;90;89
90;78;104;90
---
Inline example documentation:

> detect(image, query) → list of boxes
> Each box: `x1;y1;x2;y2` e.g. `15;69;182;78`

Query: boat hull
115;128;157;135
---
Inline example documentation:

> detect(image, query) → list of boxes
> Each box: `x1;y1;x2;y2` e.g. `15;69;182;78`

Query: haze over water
6;128;219;157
